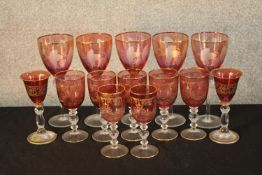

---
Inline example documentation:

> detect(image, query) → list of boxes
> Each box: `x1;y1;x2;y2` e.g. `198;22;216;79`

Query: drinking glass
209;68;242;144
130;85;159;158
38;34;74;128
20;70;57;145
180;67;209;141
150;68;179;141
87;70;116;142
118;69;147;141
99;84;129;158
152;32;189;128
55;70;88;143
191;32;229;129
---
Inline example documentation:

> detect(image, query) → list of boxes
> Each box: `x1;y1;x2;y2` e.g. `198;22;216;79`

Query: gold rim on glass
191;32;229;43
115;31;151;43
76;33;112;44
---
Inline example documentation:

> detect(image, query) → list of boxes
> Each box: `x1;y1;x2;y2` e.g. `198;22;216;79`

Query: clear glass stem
189;107;199;130
100;116;109;133
139;123;149;148
109;122;119;146
220;106;230;133
68;108;79;132
129;107;138;131
159;107;169;130
34;106;46;133
205;78;212;119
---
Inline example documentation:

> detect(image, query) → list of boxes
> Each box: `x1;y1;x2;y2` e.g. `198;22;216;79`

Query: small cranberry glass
209;68;242;144
180;67;209;141
20;70;57;145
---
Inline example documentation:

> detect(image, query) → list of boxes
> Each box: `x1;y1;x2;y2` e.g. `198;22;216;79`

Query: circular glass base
152;128;178;141
197;114;221;129
121;113;131;126
209;129;239;144
155;113;186;128
27;130;57;145
92;130;111;142
48;114;71;128
181;128;206;141
101;144;129;158
84;114;101;128
62;130;88;143
131;144;159;159
121;129;141;142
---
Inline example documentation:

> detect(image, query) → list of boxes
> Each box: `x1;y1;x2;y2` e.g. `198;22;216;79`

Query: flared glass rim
87;70;116;81
115;31;151;42
76;33;112;44
54;70;85;81
20;70;50;82
149;68;179;80
152;32;189;43
118;69;147;80
37;33;74;43
191;32;229;43
211;68;243;79
180;67;209;79
98;84;125;97
130;84;157;96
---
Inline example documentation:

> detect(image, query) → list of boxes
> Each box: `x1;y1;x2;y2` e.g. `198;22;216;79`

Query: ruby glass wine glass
130;85;159;158
115;31;151;70
152;32;189;128
149;68;179;141
20;70;57;145
87;70;116;142
118;69;147;141
209;68;242;144
76;33;112;130
180;67;209;141
98;84;128;158
55;70;88;143
191;32;229;129
38;34;74;128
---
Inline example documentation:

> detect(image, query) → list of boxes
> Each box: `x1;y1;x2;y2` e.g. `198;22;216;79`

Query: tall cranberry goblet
118;69;147;141
38;34;73;128
98;84;129;158
55;70;88;143
149;68;179;141
20;70;57;145
191;32;229;129
180;67;209;141
152;32;189;128
209;68;242;144
130;85;159;159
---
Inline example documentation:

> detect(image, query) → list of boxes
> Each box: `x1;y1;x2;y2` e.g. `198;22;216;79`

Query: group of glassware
20;31;242;159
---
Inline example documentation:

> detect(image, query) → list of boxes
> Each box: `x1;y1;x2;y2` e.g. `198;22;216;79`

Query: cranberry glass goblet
115;31;151;69
152;32;189;128
191;32;229;129
130;85;159;158
20;70;57;145
209;68;242;144
180;67;209;141
118;69;147;141
38;34;74;128
87;70;116;142
149;68;179;141
98;84;129;158
55;70;88;143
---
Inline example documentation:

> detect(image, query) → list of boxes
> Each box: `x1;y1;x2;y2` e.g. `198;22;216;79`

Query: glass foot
92;130;111;142
181;128;206;141
84;114;101;128
48;114;71;128
121;113;131;126
197;114;221;129
209;129;239;144
155;113;186;128
62;130;88;143
27;130;57;145
131;144;159;159
121;129;142;142
152;128;178;141
101;144;129;158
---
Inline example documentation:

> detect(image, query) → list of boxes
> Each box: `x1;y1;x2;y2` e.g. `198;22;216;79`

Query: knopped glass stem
34;106;46;133
109;123;119;146
159;107;169;130
68;108;79;133
220;106;230;133
139;123;149;148
189;107;199;130
129;107;138;131
100;116;109;133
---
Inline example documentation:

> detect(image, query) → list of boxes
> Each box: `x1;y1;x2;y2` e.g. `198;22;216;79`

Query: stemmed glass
209;68;242;144
76;33;112;129
115;31;151;125
38;34;73;128
150;68;179;141
20;70;57;145
55;70;88;143
98;84;129;158
118;69;147;141
180;67;209;141
191;32;229;129
130;85;159;158
152;32;189;128
87;70;116;142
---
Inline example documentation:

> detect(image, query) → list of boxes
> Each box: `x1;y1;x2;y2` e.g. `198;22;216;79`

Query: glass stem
68;109;79;132
220;106;230;133
205;77;212;120
100;116;109;133
159;107;169;130
109;123;119;147
34;106;46;133
139;123;149;148
129;107;138;131
189;107;199;130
